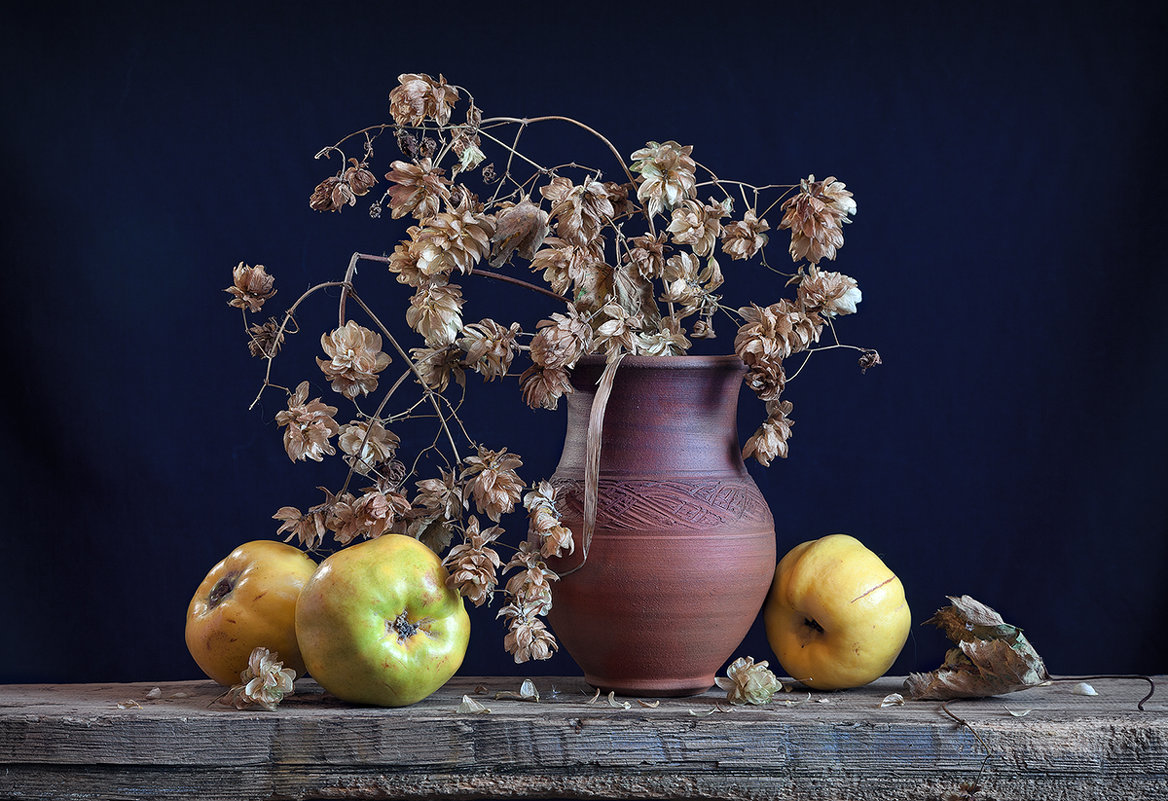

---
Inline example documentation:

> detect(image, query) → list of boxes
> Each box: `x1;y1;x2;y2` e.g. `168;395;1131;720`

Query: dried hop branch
225;647;296;711
225;262;276;313
275;381;340;462
716;656;783;705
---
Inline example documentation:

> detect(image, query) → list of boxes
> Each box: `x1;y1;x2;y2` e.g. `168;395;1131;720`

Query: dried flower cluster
229;72;875;661
716;656;784;705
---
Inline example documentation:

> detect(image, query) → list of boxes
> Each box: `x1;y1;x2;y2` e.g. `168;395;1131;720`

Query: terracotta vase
546;354;776;696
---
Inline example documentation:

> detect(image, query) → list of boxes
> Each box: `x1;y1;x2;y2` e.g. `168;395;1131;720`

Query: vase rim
572;353;744;371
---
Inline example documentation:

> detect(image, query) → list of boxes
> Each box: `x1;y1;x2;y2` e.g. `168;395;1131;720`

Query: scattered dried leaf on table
905;595;1050;701
495;678;540;702
1072;682;1098;696
607;691;631;710
457;695;491;714
880;693;905;708
637;699;661;708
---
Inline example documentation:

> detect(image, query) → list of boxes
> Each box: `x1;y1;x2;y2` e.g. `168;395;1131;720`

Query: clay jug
547;354;776;696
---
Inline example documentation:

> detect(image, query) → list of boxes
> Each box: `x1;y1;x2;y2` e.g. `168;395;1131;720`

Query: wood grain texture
0;675;1164;800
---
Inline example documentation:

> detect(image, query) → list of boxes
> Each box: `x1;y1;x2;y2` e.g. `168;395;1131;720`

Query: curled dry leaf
1072;682;1098;696
879;693;905;708
687;708;717;717
905;595;1050;701
607;691;631;710
495;678;540;702
637;699;661;708
457;695;491;714
1006;706;1032;717
585;687;601;704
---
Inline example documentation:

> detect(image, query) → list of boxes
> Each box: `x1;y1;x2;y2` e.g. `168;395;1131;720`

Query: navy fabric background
2;2;1165;684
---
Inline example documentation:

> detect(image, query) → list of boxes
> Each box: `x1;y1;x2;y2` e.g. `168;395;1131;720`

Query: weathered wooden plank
0;676;1163;800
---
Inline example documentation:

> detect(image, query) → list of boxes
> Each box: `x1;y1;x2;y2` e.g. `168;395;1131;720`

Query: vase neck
555;357;748;478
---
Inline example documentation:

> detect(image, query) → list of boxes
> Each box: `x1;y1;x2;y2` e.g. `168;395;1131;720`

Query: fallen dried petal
880;693;905;708
473;684;488;695
1072;682;1098;696
636;699;661;708
687;708;717;717
815;697;832;704
457;695;491;714
1005;706;1032;717
116;700;141;709
585;688;601;704
146;687;162;700
607;691;631;710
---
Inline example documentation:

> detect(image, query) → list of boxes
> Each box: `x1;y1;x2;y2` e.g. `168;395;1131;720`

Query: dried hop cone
630;140;697;217
406;282;465;348
343;159;378;197
796;267;862;318
529;308;593;370
721;209;771;261
442;517;503;607
489;197;551;267
461;446;525;522
384;158;450;221
715;657;783;705
226;647;296;711
519;364;573;411
458;318;521;381
498;603;558;663
778;175;856;264
389;72;459;127
246;317;286;359
275;381;340;462
338;418;401;476
225;262;276;313
317;321;392;399
743;400;794;466
309;176;356;212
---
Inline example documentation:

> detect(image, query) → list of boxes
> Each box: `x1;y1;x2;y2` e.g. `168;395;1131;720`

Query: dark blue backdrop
2;2;1165;684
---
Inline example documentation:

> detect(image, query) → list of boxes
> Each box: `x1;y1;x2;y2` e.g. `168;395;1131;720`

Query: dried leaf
880;693;905;708
1072;682;1098;696
473;684;488;695
905;595;1050;701
495;678;540;702
146;687;162;700
585;688;601;704
636;699;661;708
457;695;491;714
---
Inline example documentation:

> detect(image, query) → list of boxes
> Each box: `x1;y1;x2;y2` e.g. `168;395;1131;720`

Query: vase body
546;355;776;696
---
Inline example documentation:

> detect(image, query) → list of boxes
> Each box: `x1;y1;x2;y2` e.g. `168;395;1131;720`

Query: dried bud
859;349;882;373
